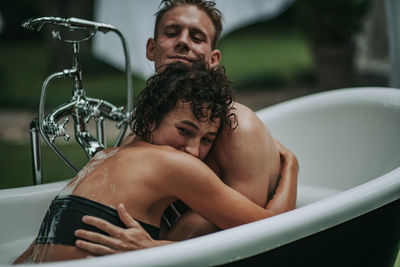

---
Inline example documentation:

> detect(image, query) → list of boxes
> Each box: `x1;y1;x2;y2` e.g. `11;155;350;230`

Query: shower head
21;17;116;33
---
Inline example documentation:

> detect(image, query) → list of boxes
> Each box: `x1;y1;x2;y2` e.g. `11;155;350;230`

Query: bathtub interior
1;87;400;265
259;88;400;191
0;181;67;263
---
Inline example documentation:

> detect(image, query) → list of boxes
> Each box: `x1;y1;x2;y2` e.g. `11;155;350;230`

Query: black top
35;194;160;245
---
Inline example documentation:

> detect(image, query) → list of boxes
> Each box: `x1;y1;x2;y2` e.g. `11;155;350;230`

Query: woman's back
32;141;181;262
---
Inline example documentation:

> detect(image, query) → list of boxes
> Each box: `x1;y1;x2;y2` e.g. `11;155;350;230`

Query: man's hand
75;203;172;255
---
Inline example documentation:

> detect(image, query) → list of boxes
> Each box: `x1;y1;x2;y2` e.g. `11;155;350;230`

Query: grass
0;41;145;110
219;29;313;89
0;141;87;189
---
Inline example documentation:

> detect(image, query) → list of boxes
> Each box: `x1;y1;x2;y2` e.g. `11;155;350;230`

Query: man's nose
184;139;200;158
175;31;190;52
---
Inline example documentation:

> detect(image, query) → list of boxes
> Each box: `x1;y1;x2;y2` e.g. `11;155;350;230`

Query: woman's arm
160;153;274;229
165;139;298;240
75;142;298;253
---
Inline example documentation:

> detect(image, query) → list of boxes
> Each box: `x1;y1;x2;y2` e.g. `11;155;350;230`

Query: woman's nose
184;139;200;158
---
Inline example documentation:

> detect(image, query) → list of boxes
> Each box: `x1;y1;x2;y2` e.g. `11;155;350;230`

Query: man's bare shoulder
212;102;270;153
207;102;281;202
231;102;266;134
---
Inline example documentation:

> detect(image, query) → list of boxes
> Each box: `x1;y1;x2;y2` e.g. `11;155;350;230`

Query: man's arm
75;204;172;255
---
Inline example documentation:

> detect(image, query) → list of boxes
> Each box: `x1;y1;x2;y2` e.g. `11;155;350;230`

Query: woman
15;62;289;263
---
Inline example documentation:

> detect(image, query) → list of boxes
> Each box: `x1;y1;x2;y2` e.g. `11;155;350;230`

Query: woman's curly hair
131;62;237;141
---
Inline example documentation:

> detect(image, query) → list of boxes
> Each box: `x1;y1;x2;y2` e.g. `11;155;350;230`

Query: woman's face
151;102;220;160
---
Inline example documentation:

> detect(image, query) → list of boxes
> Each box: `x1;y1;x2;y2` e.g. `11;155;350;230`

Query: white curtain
92;0;294;79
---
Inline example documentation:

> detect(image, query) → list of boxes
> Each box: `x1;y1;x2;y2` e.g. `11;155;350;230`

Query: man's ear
210;49;221;67
146;38;156;61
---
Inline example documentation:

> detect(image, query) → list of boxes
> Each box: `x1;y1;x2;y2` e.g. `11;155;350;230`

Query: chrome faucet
23;17;133;185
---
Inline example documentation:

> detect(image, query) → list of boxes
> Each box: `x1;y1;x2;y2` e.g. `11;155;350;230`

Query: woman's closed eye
178;127;192;137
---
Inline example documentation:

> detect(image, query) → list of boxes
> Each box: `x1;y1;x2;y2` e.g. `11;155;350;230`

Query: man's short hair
154;0;223;49
131;62;236;141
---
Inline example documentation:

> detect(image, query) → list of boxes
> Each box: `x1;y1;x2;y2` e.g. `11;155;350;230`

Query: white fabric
92;0;294;78
385;0;400;88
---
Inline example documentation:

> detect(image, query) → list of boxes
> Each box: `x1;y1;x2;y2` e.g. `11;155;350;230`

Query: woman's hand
266;139;298;212
75;203;172;255
275;138;299;179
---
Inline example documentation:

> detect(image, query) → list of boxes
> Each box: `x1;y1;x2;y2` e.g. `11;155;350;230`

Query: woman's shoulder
117;143;210;189
119;142;203;169
152;145;205;168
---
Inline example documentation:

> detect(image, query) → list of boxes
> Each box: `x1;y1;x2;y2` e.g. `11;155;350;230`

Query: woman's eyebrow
181;120;199;130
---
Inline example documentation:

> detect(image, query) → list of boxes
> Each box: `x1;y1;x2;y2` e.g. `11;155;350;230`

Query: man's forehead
160;5;216;35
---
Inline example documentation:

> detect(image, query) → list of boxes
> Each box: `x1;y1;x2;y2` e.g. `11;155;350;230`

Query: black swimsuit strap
36;195;159;245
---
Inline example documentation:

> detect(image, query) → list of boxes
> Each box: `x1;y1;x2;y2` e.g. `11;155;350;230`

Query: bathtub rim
256;86;400;121
6;165;398;267
0;180;69;199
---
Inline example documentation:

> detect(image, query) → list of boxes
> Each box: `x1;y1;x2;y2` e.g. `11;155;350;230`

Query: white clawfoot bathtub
1;87;399;266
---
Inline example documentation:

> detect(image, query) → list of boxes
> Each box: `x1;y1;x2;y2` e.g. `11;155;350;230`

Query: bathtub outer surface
0;87;400;267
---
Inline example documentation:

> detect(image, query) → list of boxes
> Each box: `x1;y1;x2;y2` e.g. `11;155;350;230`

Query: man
74;0;298;253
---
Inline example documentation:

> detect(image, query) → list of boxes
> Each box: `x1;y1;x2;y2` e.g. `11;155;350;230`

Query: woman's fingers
273;138;299;174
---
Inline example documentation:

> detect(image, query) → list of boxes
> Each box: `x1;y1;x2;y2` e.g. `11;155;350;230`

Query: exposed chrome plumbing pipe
24;17;133;185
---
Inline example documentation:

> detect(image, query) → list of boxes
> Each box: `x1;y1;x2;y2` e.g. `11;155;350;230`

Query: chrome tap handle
92;101;102;117
46;117;70;143
60;118;70;141
84;101;103;124
115;108;129;129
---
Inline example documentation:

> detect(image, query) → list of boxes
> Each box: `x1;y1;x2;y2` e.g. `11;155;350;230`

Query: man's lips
168;56;195;63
